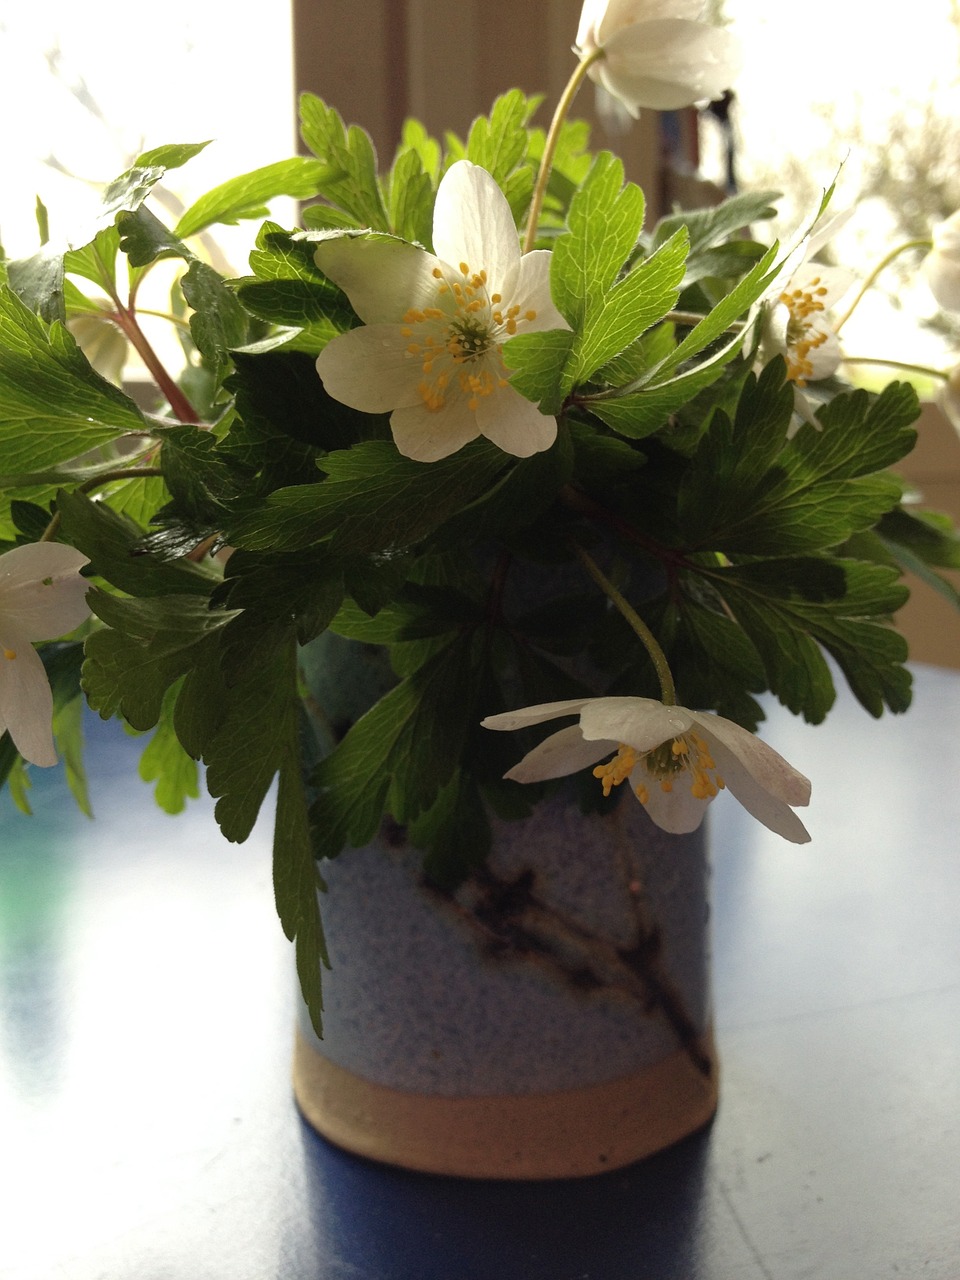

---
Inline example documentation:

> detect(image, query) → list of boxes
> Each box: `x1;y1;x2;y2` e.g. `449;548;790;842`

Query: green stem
573;542;677;706
523;47;605;255
841;355;947;381
834;238;932;333
40;467;165;543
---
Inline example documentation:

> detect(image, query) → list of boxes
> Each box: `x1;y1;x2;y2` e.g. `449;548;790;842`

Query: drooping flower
314;160;569;463
482;695;811;842
0;542;91;767
575;0;741;117
923;210;960;312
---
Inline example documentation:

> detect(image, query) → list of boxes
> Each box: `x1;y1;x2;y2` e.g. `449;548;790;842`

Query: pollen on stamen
3;648;16;661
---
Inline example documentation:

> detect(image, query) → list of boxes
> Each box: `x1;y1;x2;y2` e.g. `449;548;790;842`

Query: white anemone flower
923;210;960;312
936;363;960;434
575;0;741;117
759;211;856;426
0;542;91;766
314;160;569;463
482;695;811;843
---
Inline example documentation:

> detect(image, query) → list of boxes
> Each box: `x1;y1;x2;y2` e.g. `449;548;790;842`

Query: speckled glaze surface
299;793;712;1097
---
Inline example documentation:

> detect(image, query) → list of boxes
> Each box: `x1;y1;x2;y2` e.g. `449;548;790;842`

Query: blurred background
2;0;958;663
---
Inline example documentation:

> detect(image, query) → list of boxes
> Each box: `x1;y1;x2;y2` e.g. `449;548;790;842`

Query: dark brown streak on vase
426;867;713;1079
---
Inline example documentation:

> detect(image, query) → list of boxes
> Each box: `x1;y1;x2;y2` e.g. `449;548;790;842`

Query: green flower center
401;260;537;413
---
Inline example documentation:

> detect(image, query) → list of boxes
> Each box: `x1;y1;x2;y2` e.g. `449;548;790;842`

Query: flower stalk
523;47;605;254
572;542;677;706
833;238;933;334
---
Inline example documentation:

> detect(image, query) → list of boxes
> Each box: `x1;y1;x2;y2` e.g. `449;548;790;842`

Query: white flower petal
485;694;811;843
586;0;703;48
578;695;694;749
504;723;615;783
475;385;557;458
389;396;481;462
432;161;520;290
0;624;57;767
314;237;440;325
596;19;741;113
482;698;595;731
504;250;570;333
634;770;711;833
698;731;811;843
692;712;811;806
0;543;91;639
316;325;423;414
804;328;844;381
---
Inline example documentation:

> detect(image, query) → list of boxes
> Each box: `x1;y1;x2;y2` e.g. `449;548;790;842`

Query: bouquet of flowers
2;0;958;1034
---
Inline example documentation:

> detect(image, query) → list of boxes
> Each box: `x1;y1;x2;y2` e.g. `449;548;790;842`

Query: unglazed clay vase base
291;788;717;1179
293;1026;718;1179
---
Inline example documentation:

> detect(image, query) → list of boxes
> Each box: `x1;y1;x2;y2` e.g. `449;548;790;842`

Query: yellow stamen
3;648;16;661
594;730;724;808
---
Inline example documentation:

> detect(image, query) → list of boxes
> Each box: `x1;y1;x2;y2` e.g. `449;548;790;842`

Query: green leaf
226;438;509;554
138;685;201;813
135;141;212;171
56;489;216;598
7;162;170;322
587;324;744;439
465;90;537;191
386;147;435;245
412;769;491;889
116;205;193;269
298;94;389;230
651;190;780;257
0;287;146;473
214;547;348;645
551;153;646;331
83;591;232;727
501;329;575;414
571;227;689;385
224;348;375;489
203;617;301;842
717;558;911;720
433;427;574;545
678;366;918;555
236;223;355;350
274;726;329;1037
309;635;479;856
181;260;248;377
643;243;780;387
175;158;328;239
